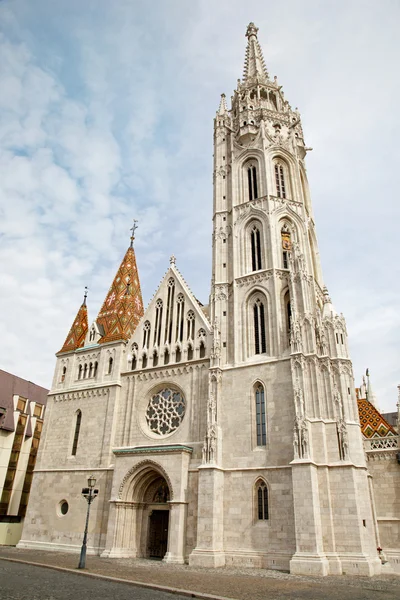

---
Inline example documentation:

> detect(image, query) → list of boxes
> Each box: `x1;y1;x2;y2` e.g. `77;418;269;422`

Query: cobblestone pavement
0;561;190;600
0;547;399;600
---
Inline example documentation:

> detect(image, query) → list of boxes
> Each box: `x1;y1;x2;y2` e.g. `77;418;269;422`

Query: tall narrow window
153;351;158;367
108;357;113;374
250;225;262;271
154;299;163;347
281;225;291;269
142;354;147;369
143;320;151;348
187;311;195;340
164;278;175;344
88;362;93;378
247;165;258;200
187;344;193;361
164;349;170;365
72;410;82;456
256;480;269;520
61;366;67;382
199;341;205;358
253;299;266;354
175;346;182;362
78;364;83;380
175;294;185;342
255;385;267;446
83;363;88;379
275;163;286;198
93;361;98;377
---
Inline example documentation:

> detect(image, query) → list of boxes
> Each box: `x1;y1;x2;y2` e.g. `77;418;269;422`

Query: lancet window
71;410;82;456
164;278;175;344
253;298;266;354
175;294;185;342
107;357;113;374
187;311;195;340
255;384;267;446
247;163;258;201
143;321;151;349
281;225;291;269
275;163;286;198
131;343;138;370
154;299;163;347
250;225;262;271
256;480;269;520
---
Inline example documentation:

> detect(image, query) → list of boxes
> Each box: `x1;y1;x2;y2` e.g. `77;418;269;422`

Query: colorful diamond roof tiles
59;302;88;354
357;398;396;438
96;246;144;344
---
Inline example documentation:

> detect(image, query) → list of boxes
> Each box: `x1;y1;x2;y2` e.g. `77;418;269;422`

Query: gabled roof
58;300;88;354
96;245;144;344
357;398;397;438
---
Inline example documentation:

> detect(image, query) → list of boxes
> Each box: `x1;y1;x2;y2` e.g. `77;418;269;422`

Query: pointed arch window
199;341;206;359
255;385;267;446
61;366;67;382
78;364;83;380
281;225;291;269
187;310;195;340
164;278;175;344
131;343;138;370
88;362;93;378
164;349;170;365
108;356;113;374
256;480;269;520
154;299;163;347
284;290;292;346
250;225;262;271
275;163;286;198
142;354;147;369
143;320;151;349
253;299;266;354
175;294;185;342
93;361;98;377
71;410;82;456
153;350;158;367
187;343;193;361
247;164;258;201
175;346;182;362
83;364;88;379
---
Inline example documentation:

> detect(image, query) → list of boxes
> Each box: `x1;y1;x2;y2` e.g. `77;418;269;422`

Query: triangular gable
357;398;397;439
129;259;211;352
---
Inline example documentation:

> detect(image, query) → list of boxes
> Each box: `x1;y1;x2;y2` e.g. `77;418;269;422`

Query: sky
0;0;399;412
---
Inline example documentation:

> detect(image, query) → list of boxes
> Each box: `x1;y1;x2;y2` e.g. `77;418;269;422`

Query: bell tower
191;22;382;576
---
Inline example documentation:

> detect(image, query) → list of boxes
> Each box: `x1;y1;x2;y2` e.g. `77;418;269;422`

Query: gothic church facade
20;24;383;576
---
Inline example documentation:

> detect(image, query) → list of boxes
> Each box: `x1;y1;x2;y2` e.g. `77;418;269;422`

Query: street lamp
77;475;99;569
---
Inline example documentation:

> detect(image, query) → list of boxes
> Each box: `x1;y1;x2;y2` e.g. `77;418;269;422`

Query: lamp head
87;474;96;488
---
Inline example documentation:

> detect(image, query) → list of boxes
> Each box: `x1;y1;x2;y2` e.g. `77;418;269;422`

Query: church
18;23;390;576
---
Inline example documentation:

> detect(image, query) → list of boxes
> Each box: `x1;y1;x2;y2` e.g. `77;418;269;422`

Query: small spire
217;93;228;115
59;294;89;354
243;22;269;82
322;286;332;304
130;219;138;248
83;286;88;306
170;254;176;265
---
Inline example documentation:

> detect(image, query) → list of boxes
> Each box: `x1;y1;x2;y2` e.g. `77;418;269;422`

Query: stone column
163;501;188;564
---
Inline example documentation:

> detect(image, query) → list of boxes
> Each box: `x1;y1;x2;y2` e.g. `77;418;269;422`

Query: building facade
20;23;386;575
0;370;48;545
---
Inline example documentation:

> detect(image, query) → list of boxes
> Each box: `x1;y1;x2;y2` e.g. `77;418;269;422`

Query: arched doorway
112;462;173;560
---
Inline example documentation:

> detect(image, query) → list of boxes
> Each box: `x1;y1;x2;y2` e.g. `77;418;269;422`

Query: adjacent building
0;369;48;544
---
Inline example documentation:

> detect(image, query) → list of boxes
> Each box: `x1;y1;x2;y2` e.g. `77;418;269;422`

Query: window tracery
250;225;262;271
253;298;266;354
256;480;269;520
154;299;163;346
164;278;175;344
187;311;195;340
146;388;186;436
143;321;151;349
175;294;185;342
274;162;286;198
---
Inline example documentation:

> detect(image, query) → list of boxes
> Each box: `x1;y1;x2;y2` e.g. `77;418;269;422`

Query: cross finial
170;254;176;265
130;220;138;248
83;286;88;305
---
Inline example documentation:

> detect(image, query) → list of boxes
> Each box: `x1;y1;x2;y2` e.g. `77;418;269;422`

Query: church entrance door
148;509;169;558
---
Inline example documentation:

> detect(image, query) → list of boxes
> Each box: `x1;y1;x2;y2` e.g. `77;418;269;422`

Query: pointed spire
58;289;89;353
96;227;144;344
243;22;269;83
217;93;228;115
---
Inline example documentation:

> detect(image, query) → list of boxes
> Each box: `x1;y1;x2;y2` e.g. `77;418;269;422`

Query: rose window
146;388;186;435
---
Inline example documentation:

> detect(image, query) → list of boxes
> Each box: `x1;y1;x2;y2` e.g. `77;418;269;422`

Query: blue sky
0;0;399;412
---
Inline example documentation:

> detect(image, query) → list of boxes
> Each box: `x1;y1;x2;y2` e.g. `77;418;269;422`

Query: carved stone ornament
293;416;309;459
337;418;349;460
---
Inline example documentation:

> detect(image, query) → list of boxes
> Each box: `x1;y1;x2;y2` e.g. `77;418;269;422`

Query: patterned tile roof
357;398;397;438
58;301;88;354
96;245;144;344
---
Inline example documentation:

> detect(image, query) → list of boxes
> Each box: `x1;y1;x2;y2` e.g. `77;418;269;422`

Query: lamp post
78;474;99;569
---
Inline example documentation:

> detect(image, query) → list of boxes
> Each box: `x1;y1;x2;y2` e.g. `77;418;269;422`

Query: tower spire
243;22;269;83
58;290;89;353
96;227;144;344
